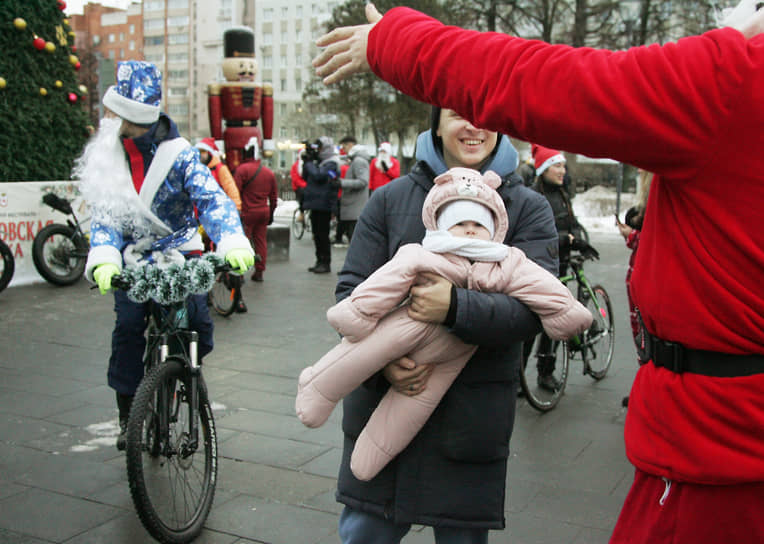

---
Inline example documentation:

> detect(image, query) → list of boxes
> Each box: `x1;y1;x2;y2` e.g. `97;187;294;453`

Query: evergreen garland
0;0;89;181
122;254;224;304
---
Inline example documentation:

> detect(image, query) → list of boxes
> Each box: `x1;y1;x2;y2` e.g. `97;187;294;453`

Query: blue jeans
338;506;488;544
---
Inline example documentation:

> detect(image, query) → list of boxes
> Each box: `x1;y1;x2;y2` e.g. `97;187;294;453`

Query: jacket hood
422;167;509;243
415;130;519;177
348;145;371;161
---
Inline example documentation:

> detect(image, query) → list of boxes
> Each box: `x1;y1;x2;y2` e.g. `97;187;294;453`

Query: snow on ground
274;185;636;235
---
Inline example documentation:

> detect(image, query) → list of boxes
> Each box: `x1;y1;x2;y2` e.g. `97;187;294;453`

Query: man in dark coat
334;107;557;542
302;136;341;273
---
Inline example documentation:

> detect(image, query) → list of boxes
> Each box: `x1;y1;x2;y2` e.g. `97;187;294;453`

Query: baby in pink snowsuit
295;167;592;481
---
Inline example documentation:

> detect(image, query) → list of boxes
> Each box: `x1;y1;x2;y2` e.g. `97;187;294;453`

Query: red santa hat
534;145;566;176
195;137;219;156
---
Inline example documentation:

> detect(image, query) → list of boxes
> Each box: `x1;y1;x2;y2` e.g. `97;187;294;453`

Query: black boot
536;355;561;392
116;392;133;451
311;262;330;274
308;262;320;272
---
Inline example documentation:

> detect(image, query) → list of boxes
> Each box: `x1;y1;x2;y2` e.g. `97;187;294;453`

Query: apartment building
71;2;143;63
254;0;342;170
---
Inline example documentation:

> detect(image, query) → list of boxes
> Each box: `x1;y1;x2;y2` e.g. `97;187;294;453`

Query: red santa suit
364;7;764;543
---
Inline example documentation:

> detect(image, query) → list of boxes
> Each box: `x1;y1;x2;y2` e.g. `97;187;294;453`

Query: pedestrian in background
302;136;341;274
335;136;370;247
368;141;400;192
235;137;277;292
195;137;241;212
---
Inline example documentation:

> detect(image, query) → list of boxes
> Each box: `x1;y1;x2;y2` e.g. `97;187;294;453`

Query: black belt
636;312;764;377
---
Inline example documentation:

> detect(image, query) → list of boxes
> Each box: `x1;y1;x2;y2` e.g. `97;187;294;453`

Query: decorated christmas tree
0;0;90;182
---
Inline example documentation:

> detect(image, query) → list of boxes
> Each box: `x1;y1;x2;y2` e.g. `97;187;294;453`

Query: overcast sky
65;0;136;16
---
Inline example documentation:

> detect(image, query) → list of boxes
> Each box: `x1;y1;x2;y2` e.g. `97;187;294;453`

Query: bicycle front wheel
208;271;240;317
126;358;217;543
519;334;569;412
32;223;86;286
292;208;305;240
580;284;614;380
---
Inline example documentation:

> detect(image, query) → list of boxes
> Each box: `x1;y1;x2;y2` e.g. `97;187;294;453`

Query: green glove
225;249;254;275
93;263;120;295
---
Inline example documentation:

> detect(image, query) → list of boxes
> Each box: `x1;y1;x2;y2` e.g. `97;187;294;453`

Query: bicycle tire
579;284;614;380
0;239;14;292
519;334;569;412
32;223;86;286
208;271;240;317
126;357;217;544
292;208;305;240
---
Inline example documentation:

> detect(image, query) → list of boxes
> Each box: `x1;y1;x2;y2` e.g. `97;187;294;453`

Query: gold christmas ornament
69;55;79;66
45;41;56;53
55;80;63;88
0;77;6;89
13;18;27;30
40;87;48;96
78;84;87;94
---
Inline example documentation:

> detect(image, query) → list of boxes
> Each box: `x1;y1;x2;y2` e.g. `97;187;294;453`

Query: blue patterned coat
85;116;252;280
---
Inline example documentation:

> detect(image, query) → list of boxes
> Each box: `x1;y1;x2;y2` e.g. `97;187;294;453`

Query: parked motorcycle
32;193;89;286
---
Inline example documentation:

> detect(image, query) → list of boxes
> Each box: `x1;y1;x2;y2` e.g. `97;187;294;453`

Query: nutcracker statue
208;27;274;173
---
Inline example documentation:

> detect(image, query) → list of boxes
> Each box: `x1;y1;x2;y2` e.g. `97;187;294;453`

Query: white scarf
421;230;509;262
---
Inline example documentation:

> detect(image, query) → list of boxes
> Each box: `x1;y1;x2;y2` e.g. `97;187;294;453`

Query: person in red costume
313;2;764;543
235;137;278;289
291;156;308;222
208;27;274;173
368;141;400;192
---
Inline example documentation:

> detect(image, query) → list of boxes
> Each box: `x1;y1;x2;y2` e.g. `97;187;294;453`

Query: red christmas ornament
71;45;77;53
74;61;81;71
33;37;46;50
58;0;67;11
68;93;77;103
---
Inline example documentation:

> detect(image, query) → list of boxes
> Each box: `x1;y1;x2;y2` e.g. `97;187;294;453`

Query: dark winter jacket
302;156;341;212
334;132;557;529
531;179;584;270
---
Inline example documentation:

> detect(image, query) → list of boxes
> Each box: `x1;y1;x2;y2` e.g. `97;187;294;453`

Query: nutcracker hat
534;145;566;176
102;61;162;125
224;27;255;58
195;137;220;157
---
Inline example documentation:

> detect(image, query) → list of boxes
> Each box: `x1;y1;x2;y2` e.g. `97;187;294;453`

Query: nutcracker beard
73;116;151;237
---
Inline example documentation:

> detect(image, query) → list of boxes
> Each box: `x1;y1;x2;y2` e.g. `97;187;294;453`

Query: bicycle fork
157;331;201;458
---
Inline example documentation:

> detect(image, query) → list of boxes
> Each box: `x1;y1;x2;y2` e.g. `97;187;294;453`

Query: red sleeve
368;8;748;180
386;158;400;180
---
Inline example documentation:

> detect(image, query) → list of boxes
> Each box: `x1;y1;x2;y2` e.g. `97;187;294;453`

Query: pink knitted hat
422;167;508;243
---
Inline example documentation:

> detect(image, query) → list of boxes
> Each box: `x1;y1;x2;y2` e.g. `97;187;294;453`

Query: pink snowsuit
295;168;592;481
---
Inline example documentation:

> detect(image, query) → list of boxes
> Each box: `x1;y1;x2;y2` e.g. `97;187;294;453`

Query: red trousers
610;469;764;543
241;208;269;272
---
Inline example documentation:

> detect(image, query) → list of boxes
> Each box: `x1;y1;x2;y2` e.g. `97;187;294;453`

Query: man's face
340;142;354;154
436;109;498;170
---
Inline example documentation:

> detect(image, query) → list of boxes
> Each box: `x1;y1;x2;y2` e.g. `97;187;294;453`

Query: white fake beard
73;117;152;238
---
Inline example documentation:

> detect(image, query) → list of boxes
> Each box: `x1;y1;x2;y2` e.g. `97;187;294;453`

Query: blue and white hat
102;61;162;125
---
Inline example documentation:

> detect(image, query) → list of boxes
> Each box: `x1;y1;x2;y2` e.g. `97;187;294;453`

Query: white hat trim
102;86;160;125
195;142;218;156
536;153;566;176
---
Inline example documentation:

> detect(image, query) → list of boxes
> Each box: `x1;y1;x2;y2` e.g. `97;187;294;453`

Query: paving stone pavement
0;219;637;544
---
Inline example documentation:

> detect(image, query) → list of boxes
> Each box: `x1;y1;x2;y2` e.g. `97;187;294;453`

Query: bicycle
0;237;15;293
207;268;243;317
111;255;223;543
291;208;338;241
33;193;90;286
519;250;615;412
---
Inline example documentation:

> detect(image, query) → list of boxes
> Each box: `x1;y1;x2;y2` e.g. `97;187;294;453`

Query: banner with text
0;181;87;287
